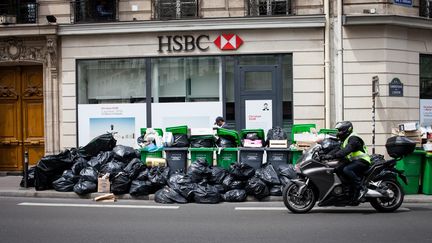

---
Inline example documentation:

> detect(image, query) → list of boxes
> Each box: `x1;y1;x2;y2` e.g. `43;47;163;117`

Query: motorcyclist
321;121;372;201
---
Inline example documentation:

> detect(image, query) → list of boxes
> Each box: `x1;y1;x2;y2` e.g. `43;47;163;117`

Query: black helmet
335;121;353;140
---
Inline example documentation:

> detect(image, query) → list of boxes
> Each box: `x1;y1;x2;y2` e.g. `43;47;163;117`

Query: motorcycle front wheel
283;183;316;214
370;179;404;213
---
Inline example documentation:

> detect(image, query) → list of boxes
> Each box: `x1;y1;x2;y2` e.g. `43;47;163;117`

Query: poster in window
245;100;273;133
78;104;146;148
420;99;432;126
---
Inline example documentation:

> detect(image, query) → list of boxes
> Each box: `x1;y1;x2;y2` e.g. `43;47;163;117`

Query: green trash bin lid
217;128;240;146
165;125;188;135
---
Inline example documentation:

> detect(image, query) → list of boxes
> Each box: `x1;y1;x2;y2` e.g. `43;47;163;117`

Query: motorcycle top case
385;136;416;158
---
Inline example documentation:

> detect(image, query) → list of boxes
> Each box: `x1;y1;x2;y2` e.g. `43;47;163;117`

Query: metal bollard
24;151;29;188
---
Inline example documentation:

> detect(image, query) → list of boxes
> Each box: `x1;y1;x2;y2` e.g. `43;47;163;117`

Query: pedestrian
214;116;227;128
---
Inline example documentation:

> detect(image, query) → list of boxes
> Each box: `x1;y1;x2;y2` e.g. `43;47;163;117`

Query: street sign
389;78;404;97
393;0;413;6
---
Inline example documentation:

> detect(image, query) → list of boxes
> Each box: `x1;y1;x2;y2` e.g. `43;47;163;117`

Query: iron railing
153;0;199;20
0;1;38;24
246;0;294;16
70;0;118;23
420;0;432;18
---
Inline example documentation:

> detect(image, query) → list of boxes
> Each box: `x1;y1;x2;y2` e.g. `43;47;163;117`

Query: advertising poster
78;104;146;148
420;99;432;126
245;100;273;133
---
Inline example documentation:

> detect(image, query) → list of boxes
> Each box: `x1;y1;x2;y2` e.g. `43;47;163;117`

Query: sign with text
78;104;146;148
421;99;432;126
245;100;273;133
394;0;413;6
389;78;403;97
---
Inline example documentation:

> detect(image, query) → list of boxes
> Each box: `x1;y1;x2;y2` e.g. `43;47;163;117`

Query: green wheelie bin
396;149;425;194
422;152;432;195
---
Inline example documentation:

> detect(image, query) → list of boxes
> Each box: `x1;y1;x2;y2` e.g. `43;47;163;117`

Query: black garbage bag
129;180;155;196
222;175;246;191
62;170;80;183
73;179;97;195
256;164;280;185
72;157;88;175
79;167;98;183
87;151;115;171
100;160;125;178
193;183;222;204
229;162;255;181
148;166;170;188
245;177;270;199
136;168;150;181
113;145;138;162
223;189;247;202
213;184;226;194
78;133;117;158
209;166;228;184
187;158;211;183
278;164;297;186
216;137;236;148
52;176;75;192
34;149;75;191
172;134;189;147
168;173;196;201
124;158;145;180
111;172;131;195
266;127;287;141
155;186;188;204
190;136;215;148
270;185;283;196
20;166;35;187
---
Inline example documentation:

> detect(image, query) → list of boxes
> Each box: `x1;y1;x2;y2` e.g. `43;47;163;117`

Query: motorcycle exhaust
365;189;384;198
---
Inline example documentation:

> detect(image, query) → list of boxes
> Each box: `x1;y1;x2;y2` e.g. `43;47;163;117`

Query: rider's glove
321;154;334;160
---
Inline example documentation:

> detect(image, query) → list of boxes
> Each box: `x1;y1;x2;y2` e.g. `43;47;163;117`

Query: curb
1;189;431;203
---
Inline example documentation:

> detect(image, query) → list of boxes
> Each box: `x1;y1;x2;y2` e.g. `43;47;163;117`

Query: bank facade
1;0;432;171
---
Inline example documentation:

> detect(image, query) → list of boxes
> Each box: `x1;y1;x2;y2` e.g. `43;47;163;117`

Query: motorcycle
282;136;416;213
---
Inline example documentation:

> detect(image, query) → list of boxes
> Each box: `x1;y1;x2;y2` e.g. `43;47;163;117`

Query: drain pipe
324;0;330;128
336;0;344;122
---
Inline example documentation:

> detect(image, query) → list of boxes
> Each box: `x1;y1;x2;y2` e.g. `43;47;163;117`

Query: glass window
155;0;198;20
152;56;220;102
239;55;277;65
225;56;236;128
248;0;292;16
282;54;293;139
420;54;432;99
77;59;146;104
244;71;273;91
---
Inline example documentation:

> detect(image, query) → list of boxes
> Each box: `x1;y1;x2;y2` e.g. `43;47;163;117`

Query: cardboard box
97;176;110;193
269;140;288;148
146;157;166;167
398;122;419;131
190;128;215;136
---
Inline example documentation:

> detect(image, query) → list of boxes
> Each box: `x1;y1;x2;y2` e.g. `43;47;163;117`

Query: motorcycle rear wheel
283;183;316;214
370;180;404;213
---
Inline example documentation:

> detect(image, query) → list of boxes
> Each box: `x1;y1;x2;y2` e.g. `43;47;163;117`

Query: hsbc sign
158;34;243;53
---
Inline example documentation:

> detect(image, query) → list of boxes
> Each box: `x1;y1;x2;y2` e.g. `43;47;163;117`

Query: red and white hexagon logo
214;34;243;50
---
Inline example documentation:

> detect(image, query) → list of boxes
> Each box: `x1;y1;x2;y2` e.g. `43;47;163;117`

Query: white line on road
18;202;179;209
235;207;287;211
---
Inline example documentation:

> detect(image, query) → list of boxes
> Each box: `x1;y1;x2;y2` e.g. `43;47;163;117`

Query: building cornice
58;15;326;36
0;24;58;37
343;15;432;30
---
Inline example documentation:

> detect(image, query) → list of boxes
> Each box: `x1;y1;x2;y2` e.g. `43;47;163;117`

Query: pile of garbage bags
21;132;297;204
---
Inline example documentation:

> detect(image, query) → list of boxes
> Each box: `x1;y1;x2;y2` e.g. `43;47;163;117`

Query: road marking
235;207;287;211
18;202;179;209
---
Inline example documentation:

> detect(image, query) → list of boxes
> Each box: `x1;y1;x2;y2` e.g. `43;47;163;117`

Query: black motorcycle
282;136;416;213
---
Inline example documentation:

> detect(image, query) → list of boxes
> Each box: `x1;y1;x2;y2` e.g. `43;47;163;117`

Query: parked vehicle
283;136;416;213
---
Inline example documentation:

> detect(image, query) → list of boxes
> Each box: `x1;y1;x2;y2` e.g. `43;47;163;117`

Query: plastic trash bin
189;147;214;166
396;149;425;194
318;129;338;136
265;148;289;171
166;125;188;135
140;128;163;136
422;152;432;195
291;124;316;143
240;129;265;141
217;128;241;147
239;147;264;169
164;147;188;174
139;147;163;163
216;147;238;169
290;149;303;165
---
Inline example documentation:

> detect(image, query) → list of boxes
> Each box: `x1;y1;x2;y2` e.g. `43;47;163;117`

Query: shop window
282;54;293;139
0;0;38;24
420;0;432;18
420;54;432;99
77;59;146;104
151;56;220;103
72;0;117;23
246;0;293;16
153;0;199;20
225;56;236;129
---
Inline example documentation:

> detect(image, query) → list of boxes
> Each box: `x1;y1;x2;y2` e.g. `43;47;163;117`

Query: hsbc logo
158;34;244;53
213;34;243;50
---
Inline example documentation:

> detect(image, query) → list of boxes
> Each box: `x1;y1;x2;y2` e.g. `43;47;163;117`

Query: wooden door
0;66;44;171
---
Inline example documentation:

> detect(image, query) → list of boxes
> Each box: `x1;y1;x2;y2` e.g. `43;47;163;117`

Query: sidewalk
1;175;431;203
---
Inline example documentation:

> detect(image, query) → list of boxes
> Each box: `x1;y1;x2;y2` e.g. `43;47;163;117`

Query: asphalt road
0;197;432;243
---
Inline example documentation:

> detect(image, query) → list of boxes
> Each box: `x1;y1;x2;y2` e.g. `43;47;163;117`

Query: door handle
1;140;20;145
